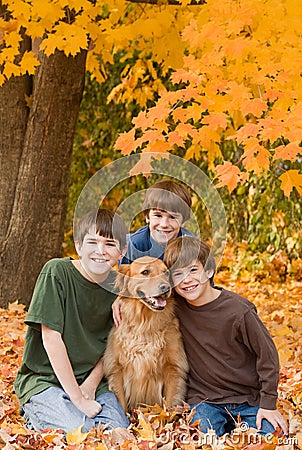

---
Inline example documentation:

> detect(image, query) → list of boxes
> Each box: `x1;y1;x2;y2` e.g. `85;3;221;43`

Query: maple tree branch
126;0;206;5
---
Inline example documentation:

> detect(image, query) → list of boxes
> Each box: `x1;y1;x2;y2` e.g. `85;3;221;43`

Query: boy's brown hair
74;208;127;249
164;236;216;276
142;180;192;222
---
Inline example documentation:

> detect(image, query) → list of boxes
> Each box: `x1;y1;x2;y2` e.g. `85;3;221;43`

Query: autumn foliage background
0;0;302;448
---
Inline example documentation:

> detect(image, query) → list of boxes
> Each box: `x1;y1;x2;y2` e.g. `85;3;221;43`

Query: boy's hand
112;298;122;327
71;394;102;418
80;379;96;400
256;408;288;435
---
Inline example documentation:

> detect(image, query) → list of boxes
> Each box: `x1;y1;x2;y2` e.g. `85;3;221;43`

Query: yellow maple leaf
66;424;89;445
20;51;39;75
224;36;248;59
86;54;106;83
133;410;155;441
184;143;202;161
0;18;18;33
207;141;223;170
194;126;220;150
93;444;108;450
279;170;302;197
2;61;21;79
40;34;60;56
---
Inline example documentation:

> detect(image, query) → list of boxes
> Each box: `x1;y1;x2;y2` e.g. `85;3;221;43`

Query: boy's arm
242;310;288;434
80;357;104;400
112;298;122;327
41;325;102;418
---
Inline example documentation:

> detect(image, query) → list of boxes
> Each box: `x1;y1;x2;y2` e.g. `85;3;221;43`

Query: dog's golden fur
103;256;188;412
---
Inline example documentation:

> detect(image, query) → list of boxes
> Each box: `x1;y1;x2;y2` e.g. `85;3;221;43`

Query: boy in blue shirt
121;179;193;264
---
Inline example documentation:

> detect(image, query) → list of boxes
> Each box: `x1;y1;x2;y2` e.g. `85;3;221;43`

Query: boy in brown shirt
164;236;288;437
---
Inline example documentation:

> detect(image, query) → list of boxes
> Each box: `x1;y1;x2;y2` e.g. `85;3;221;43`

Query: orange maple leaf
129;152;169;178
172;107;190;123
233;124;261;145
146;139;170;153
279;170;302;197
147;101;170;122
175;123;198;140
202;112;228;130
215;161;244;192
259;118;285;143
115;129;136;155
136;129;163;148
194;126;220;150
242;139;271;174
273;142;301;162
129;153;153;177
168;130;185;147
241;98;268;117
132;111;152;131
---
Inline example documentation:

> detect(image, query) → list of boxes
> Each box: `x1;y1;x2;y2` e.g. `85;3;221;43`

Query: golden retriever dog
103;256;188;412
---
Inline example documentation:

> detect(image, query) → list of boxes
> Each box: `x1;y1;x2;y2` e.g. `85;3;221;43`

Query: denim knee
22;388;129;433
190;402;228;436
94;391;129;429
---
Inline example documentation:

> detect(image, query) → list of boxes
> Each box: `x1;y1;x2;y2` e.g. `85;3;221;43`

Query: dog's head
117;257;171;311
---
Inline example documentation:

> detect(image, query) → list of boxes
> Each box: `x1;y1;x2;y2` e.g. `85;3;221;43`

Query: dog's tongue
151;297;166;308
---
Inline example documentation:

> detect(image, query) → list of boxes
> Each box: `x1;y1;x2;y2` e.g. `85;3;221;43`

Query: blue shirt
121;225;193;264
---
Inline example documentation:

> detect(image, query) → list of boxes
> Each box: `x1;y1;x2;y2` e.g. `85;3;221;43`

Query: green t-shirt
14;257;117;406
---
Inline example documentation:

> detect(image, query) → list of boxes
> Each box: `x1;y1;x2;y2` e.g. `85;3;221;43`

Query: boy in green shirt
14;209;129;433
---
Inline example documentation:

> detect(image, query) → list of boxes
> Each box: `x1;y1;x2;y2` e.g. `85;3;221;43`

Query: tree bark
0;75;31;245
0;49;87;308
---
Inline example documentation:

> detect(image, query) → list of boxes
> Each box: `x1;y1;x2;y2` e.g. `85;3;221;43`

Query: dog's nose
159;283;170;293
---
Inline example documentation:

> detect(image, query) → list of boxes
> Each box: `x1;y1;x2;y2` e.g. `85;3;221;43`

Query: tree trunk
0;75;31;245
0;49;87;308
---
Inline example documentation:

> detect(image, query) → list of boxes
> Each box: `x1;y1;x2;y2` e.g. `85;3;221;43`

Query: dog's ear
116;264;130;294
118;264;131;276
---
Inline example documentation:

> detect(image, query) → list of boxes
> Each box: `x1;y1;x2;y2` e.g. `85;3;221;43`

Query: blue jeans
21;387;129;433
191;401;275;437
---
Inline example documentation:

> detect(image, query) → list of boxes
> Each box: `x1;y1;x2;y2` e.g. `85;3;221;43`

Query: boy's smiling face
171;260;214;306
75;228;124;282
147;209;183;246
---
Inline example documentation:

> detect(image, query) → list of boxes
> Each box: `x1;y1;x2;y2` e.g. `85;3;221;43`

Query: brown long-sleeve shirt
175;288;279;410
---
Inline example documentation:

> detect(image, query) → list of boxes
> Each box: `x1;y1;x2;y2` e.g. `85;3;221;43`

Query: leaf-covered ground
0;270;301;449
